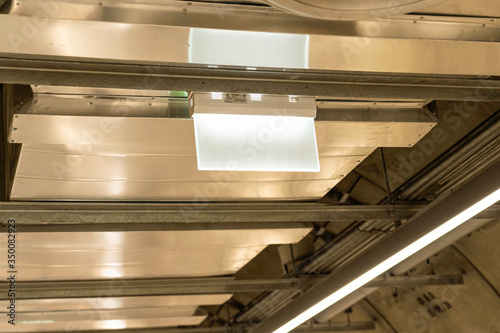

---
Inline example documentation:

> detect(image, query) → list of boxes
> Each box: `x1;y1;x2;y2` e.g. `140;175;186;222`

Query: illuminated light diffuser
190;93;320;172
189;29;309;69
253;160;500;333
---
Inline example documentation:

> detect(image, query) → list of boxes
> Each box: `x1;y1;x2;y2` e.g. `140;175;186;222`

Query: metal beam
0;275;463;300
1;203;498;232
1;58;500;101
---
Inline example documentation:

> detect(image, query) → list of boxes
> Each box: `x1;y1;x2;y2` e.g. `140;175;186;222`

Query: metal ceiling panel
1;14;500;76
10;114;434;147
5;0;500;44
1;229;310;280
0;294;230;332
0;317;208;332
9;88;436;201
4;295;232;312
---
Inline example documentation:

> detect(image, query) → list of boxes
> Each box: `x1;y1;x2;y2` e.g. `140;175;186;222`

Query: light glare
250;94;262;102
273;188;500;333
211;92;223;100
193;113;320;172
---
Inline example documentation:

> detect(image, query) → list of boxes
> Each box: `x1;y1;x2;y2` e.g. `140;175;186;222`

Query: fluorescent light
273;186;500;333
193;114;320;172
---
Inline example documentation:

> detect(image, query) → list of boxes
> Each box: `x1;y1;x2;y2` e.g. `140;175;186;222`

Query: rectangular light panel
193;113;320;172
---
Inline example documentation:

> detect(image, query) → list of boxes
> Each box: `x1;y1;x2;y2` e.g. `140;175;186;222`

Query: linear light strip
273;187;500;333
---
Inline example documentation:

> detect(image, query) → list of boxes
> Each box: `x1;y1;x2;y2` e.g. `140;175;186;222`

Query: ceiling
0;0;499;333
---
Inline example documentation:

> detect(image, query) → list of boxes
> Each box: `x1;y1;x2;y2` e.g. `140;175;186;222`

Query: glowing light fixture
189;92;320;172
254;160;500;333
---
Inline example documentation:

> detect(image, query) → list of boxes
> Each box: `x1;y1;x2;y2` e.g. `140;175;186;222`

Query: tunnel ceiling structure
0;0;499;333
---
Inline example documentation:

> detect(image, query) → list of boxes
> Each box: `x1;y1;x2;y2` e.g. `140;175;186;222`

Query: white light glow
273;188;500;333
211;92;223;100
101;319;127;330
193;114;320;172
189;29;309;69
250;94;262;102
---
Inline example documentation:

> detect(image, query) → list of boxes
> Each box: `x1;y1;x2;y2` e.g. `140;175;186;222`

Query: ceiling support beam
0;275;463;300
1;202;498;232
1;58;500;101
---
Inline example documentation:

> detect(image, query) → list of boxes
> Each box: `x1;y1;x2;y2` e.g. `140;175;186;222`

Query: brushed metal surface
265;0;446;19
10;89;435;201
6;0;499;43
0;317;207;332
0;229;310;280
0;294;231;332
10;115;434;148
1;15;500;76
4;295;232;312
421;0;500;17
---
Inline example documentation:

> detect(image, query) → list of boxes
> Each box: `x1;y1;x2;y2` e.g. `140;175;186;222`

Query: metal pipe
398;114;500;200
